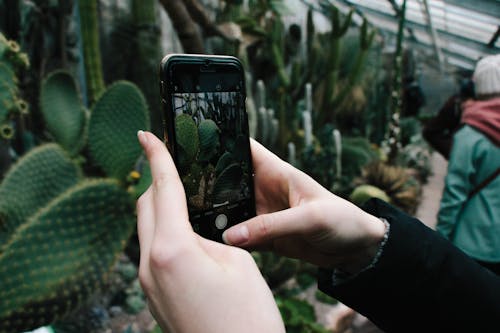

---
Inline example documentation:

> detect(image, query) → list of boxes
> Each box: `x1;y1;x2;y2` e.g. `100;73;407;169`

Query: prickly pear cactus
40;71;87;154
175;113;199;171
0;32;29;131
88;81;150;180
212;163;242;203
0;144;81;247
0;179;135;333
198;119;220;162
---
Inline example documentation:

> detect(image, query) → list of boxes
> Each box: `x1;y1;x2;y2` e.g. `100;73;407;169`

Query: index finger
137;131;192;238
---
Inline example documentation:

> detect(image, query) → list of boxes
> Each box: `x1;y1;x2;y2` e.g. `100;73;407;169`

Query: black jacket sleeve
318;198;500;333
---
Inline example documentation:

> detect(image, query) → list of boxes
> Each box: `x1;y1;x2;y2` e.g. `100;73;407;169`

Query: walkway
415;152;448;229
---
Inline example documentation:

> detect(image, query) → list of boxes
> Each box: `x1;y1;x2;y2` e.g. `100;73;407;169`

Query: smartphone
159;54;256;242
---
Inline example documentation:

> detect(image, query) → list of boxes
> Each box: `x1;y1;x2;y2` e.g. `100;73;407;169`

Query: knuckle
149;242;188;271
152;173;173;192
138;265;152;291
255;214;273;238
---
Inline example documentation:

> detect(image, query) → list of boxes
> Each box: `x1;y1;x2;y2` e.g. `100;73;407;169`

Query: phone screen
161;56;255;241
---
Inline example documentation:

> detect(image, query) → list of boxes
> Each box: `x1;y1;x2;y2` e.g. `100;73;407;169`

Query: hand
223;139;386;273
136;131;285;333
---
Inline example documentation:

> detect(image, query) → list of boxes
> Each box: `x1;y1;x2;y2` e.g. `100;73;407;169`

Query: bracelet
332;218;391;285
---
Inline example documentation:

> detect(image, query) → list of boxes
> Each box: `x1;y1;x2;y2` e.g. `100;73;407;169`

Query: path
415;152;448;229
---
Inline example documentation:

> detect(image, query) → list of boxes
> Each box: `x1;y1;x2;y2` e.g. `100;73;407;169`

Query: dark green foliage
276;297;330;333
0;144;80;248
253;251;301;290
40;71;86;154
0;179;135;333
341;137;379;178
314;290;338;305
88;81;150;180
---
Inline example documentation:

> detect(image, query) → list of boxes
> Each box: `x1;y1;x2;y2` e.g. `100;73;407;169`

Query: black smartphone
159;54;256;242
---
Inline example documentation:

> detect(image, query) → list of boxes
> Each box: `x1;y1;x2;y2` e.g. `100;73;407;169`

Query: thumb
222;204;313;247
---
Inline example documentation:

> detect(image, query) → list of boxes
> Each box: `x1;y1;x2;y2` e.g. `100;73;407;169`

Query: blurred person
422;76;475;159
436;54;500;275
136;130;500;333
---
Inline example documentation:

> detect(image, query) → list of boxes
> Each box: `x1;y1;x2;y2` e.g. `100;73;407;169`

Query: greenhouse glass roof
328;0;500;70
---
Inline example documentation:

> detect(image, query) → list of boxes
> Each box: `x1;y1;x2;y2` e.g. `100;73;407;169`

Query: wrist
337;213;388;275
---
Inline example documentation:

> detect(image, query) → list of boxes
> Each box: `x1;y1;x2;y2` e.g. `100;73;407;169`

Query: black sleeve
318;198;500;333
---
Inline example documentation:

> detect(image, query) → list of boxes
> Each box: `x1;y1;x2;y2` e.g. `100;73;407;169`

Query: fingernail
137;130;148;146
222;225;249;245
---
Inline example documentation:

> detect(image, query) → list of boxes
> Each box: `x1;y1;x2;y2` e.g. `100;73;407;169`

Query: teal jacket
437;125;500;262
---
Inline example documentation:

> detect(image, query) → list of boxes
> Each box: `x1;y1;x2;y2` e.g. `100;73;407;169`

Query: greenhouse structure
1;0;499;332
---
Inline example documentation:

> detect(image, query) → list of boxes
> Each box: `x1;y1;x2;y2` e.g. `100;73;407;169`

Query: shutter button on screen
215;214;228;230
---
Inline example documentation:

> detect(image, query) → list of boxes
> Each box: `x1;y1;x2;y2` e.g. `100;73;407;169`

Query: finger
137;131;191;239
137;186;155;264
222;205;314;247
250;138;288;173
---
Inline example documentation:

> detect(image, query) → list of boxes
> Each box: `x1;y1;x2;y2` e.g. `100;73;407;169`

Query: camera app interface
173;90;252;216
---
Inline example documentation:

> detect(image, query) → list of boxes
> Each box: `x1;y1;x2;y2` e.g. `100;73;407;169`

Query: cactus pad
212;163;242;204
198;119;220;162
175;113;199;171
88;81;150;180
0;144;81;249
0;179;135;333
40;71;86;154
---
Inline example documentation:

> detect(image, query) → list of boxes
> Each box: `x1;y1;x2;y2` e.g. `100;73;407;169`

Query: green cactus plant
88;81;150;180
78;0;106;104
212;163;243;203
0;144;81;248
40;71;87;154
197;119;220;162
0;179;135;333
175;113;200;172
0;32;29;133
0;63;151;330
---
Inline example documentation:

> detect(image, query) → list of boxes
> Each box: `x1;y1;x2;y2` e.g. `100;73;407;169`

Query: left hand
136;131;285;333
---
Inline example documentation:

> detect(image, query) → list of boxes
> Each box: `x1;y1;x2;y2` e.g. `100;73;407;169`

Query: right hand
223;139;386;273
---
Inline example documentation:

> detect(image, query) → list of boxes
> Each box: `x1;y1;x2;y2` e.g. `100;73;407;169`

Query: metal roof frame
330;0;500;70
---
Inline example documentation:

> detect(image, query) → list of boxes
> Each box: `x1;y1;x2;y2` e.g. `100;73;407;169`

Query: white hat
473;54;500;96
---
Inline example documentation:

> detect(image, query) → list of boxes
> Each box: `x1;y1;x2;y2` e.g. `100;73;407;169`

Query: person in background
136;129;500;333
422;75;475;159
436;54;500;275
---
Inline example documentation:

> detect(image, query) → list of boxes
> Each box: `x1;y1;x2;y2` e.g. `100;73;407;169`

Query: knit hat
473;54;500;96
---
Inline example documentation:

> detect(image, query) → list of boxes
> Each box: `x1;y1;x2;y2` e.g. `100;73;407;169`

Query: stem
78;0;105;105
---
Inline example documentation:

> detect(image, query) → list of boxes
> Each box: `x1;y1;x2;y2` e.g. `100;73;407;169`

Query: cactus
359;161;420;214
350;184;391;206
0;179;135;333
88;81;150;180
78;0;106;104
212;163;242;203
40;71;87;154
0;32;29;131
197;119;220;162
386;0;407;162
320;6;353;117
175;113;200;171
0;144;81;248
